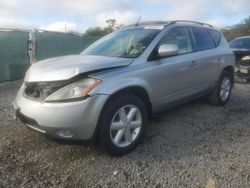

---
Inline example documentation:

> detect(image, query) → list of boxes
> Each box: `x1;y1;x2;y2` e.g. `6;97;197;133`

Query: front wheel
98;95;147;156
209;70;233;106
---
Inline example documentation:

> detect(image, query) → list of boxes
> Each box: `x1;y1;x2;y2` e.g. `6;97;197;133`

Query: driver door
150;26;201;108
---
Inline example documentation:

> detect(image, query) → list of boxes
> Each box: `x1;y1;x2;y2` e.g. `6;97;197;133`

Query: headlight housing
45;78;102;102
242;56;250;61
240;56;250;66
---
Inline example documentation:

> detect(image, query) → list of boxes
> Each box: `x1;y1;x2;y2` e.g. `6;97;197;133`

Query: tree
84;19;123;37
106;19;116;32
84;27;110;37
221;16;250;41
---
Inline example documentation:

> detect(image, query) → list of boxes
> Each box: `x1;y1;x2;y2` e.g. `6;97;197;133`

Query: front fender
91;77;152;100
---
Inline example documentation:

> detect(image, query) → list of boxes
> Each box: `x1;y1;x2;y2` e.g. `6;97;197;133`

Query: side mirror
158;44;179;57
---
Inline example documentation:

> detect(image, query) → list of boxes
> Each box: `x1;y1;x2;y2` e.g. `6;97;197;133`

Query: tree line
84;16;250;41
221;16;250;41
84;19;123;37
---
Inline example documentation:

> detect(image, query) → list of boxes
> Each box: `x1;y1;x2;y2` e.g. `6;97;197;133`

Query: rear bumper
14;86;109;140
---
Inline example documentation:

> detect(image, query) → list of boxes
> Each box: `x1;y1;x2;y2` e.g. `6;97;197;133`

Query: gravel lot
0;80;250;188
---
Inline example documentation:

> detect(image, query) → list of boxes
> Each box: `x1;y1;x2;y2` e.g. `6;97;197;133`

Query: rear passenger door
190;27;221;85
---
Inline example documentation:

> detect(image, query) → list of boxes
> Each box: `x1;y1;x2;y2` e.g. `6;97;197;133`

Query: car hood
231;48;250;53
25;55;133;82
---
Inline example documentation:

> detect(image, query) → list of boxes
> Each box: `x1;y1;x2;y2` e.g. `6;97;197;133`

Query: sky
0;0;249;33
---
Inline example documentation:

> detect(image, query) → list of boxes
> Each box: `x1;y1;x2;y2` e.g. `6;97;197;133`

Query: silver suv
14;21;235;156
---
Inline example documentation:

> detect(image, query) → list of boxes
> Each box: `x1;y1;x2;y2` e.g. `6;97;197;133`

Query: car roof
126;20;214;29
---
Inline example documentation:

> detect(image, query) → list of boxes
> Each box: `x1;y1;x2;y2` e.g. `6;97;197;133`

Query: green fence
0;29;100;82
35;31;99;61
82;36;100;49
36;31;83;61
0;30;29;82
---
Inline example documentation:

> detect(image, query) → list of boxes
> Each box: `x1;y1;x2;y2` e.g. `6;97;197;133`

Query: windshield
229;38;250;49
82;27;161;58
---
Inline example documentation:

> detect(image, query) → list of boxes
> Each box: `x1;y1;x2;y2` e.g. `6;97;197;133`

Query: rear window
208;29;221;46
192;27;216;51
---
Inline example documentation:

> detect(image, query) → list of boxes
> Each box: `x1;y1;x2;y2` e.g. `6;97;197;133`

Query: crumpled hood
25;55;133;82
231;48;250;54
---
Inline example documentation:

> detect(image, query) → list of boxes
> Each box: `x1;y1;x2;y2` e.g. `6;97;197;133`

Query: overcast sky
0;0;249;32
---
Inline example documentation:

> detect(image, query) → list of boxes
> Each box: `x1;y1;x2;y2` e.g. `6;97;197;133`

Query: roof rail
124;20;214;28
168;20;214;28
126;21;169;27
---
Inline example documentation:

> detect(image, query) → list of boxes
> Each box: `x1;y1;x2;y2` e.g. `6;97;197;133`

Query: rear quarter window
208;29;221;46
192;27;216;51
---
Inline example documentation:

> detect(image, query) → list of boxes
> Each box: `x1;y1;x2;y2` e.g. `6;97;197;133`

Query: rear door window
208;29;221;46
192;27;216;51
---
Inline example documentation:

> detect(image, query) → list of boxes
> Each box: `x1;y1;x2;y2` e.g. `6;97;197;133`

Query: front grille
24;81;66;101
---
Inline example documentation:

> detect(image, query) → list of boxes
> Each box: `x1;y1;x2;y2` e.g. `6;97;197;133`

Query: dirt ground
0;80;249;188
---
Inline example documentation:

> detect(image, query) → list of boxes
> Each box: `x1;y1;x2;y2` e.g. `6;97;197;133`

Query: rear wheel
98;95;147;156
209;70;233;106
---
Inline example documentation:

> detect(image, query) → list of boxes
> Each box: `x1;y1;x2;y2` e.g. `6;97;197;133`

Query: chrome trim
25;124;46;134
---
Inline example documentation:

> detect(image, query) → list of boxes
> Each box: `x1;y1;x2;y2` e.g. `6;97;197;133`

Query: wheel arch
108;86;152;114
223;65;234;75
223;65;234;83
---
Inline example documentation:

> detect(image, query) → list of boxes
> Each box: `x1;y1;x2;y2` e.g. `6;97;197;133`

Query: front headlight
45;78;102;102
242;56;250;61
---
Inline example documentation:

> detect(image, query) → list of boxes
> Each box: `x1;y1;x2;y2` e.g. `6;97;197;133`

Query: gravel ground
0;80;250;188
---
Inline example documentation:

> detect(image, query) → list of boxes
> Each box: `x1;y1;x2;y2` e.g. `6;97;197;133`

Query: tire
209;70;234;106
98;95;147;156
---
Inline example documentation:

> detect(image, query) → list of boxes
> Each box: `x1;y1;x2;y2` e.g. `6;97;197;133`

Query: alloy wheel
110;105;142;148
220;76;231;101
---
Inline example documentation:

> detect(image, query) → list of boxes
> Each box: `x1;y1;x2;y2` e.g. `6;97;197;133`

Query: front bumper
14;87;109;140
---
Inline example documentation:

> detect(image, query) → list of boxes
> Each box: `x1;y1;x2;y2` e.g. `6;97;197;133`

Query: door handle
190;61;196;67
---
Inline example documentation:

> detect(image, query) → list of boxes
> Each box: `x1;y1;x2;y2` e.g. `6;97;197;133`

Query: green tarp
82;36;100;49
35;32;100;61
0;30;100;82
0;31;29;82
36;31;84;61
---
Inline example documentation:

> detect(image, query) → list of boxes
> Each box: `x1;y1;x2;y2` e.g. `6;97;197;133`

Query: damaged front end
235;55;250;82
23;81;67;102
